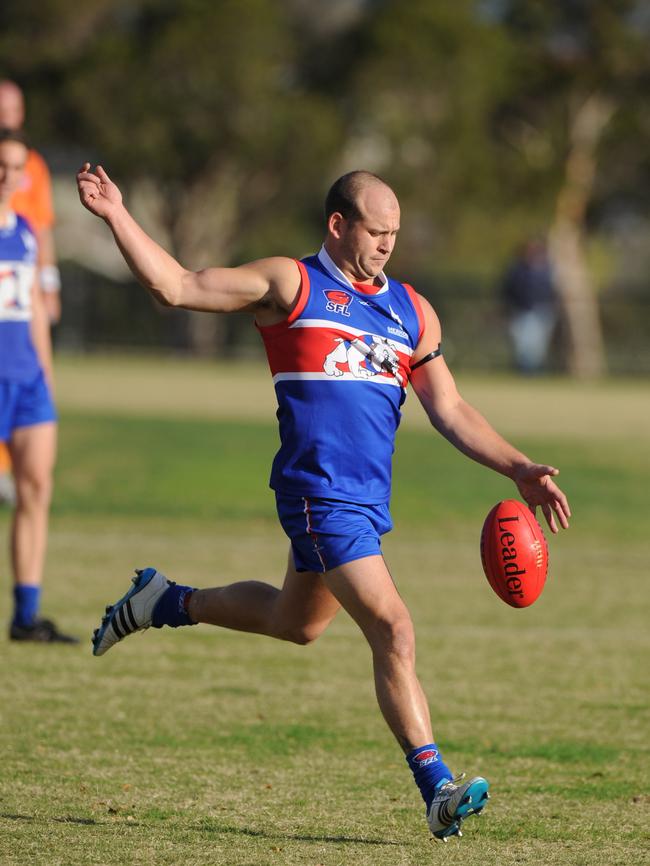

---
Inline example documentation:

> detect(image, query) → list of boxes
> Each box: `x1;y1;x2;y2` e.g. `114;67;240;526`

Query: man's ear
328;211;346;239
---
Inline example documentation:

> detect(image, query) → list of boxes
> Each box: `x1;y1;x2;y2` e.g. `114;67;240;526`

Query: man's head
0;128;28;204
0;80;25;131
324;170;400;282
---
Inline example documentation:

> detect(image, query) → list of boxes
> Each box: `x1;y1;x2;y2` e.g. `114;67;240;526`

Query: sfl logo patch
413;749;439;767
323;289;353;317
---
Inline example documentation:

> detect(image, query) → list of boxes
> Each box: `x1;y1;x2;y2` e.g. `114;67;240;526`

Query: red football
480;499;548;608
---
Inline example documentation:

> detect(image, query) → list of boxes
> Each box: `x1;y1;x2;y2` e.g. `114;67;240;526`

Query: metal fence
54;262;650;376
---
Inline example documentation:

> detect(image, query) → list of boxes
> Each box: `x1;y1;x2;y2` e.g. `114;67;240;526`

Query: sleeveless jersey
258;247;425;504
0;212;41;383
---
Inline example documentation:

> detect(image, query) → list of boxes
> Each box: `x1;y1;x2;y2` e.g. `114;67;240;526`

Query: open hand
77;163;122;219
513;463;571;534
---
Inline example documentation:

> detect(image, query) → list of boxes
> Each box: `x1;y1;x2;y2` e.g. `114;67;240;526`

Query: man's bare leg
8;422;76;643
321;554;432;752
93;549;341;656
188;551;341;643
9;422;56;588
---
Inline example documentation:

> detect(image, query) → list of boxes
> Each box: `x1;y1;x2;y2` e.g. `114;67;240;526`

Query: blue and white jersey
0;212;40;383
258;246;425;505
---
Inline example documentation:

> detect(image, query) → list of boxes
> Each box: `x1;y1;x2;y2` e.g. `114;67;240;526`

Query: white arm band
40;265;62;294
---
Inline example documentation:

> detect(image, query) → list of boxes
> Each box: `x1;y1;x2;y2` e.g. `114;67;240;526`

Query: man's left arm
25;151;61;324
37;225;61;324
409;295;570;533
29;274;54;388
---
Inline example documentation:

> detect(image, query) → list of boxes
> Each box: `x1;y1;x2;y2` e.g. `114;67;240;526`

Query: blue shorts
275;494;393;573
0;371;57;442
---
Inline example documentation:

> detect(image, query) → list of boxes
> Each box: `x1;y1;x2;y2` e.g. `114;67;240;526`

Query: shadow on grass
1;813;98;826
1;813;404;846
194;820;403;846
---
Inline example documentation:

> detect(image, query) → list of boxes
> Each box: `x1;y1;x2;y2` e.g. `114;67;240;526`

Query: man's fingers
546;482;571;528
527;486;570;533
555;499;571;530
538;502;556;534
544;497;570;533
96;164;111;183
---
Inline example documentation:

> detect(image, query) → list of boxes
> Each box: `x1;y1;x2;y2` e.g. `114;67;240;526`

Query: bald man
77;165;571;841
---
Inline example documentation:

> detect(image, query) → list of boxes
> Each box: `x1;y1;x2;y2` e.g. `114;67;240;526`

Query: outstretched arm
76;163;300;316
410;296;571;533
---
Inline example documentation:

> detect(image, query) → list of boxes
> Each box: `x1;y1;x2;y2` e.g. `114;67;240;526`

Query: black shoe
9;618;80;644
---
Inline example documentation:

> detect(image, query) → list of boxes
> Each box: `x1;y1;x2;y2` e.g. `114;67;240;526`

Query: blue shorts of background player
275;493;393;573
0;370;57;442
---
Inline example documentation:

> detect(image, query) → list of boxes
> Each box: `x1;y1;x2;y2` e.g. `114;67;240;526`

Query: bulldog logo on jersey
323;289;353;317
323;334;404;386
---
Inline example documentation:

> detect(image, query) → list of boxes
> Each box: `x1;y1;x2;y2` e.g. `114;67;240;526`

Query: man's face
0;85;25;131
328;185;400;281
0;141;27;202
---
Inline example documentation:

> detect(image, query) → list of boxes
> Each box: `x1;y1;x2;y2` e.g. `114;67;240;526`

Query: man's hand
513;463;571;534
77;163;122;219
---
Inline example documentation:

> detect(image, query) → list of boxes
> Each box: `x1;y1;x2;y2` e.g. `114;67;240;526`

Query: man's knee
371;612;416;664
277;619;327;646
14;473;52;510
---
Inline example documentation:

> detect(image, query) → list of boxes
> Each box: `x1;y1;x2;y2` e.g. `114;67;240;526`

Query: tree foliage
1;0;649;366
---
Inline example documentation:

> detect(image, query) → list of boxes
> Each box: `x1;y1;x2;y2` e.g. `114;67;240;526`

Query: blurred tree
72;0;344;353
337;1;515;270
337;0;650;376
2;0;649;371
494;0;650;376
1;0;343;354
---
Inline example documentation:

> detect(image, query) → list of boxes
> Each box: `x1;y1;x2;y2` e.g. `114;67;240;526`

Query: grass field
1;356;649;866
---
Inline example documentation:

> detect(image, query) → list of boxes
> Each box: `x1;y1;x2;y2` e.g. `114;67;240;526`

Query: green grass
0;367;649;865
55;411;649;540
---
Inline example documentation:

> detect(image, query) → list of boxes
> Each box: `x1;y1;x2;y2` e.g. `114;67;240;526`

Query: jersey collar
318;245;388;295
0;211;17;233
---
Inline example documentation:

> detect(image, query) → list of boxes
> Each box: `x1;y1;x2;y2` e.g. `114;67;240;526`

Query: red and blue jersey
258;247;425;504
0;212;40;383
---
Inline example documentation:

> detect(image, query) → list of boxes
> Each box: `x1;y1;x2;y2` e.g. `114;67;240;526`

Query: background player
0;80;62;507
0;80;62;324
0;129;76;643
77;164;570;840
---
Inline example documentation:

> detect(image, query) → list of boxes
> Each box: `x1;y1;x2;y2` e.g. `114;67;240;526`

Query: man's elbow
148;282;183;308
156;291;179;308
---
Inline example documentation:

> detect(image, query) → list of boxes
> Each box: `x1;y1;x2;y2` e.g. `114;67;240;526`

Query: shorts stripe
303;497;327;571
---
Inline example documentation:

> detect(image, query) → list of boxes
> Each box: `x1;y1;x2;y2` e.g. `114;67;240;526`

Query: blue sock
406;744;453;810
13;585;41;628
151;582;198;629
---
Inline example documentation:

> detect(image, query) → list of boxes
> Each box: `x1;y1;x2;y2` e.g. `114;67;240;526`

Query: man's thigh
0;372;57;444
322;554;410;636
274;548;341;634
276;495;393;574
9;421;57;484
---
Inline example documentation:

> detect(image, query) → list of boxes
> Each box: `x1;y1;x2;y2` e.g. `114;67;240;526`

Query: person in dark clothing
502;238;558;374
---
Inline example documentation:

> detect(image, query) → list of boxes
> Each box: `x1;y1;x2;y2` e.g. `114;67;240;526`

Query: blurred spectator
501;237;558;375
0;128;77;642
0;80;61;325
0;80;62;507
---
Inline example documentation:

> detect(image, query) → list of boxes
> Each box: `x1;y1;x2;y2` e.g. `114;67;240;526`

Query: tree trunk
548;93;614;378
162;165;243;357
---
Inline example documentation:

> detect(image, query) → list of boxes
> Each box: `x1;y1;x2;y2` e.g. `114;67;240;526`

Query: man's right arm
410;294;571;533
76;163;300;316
